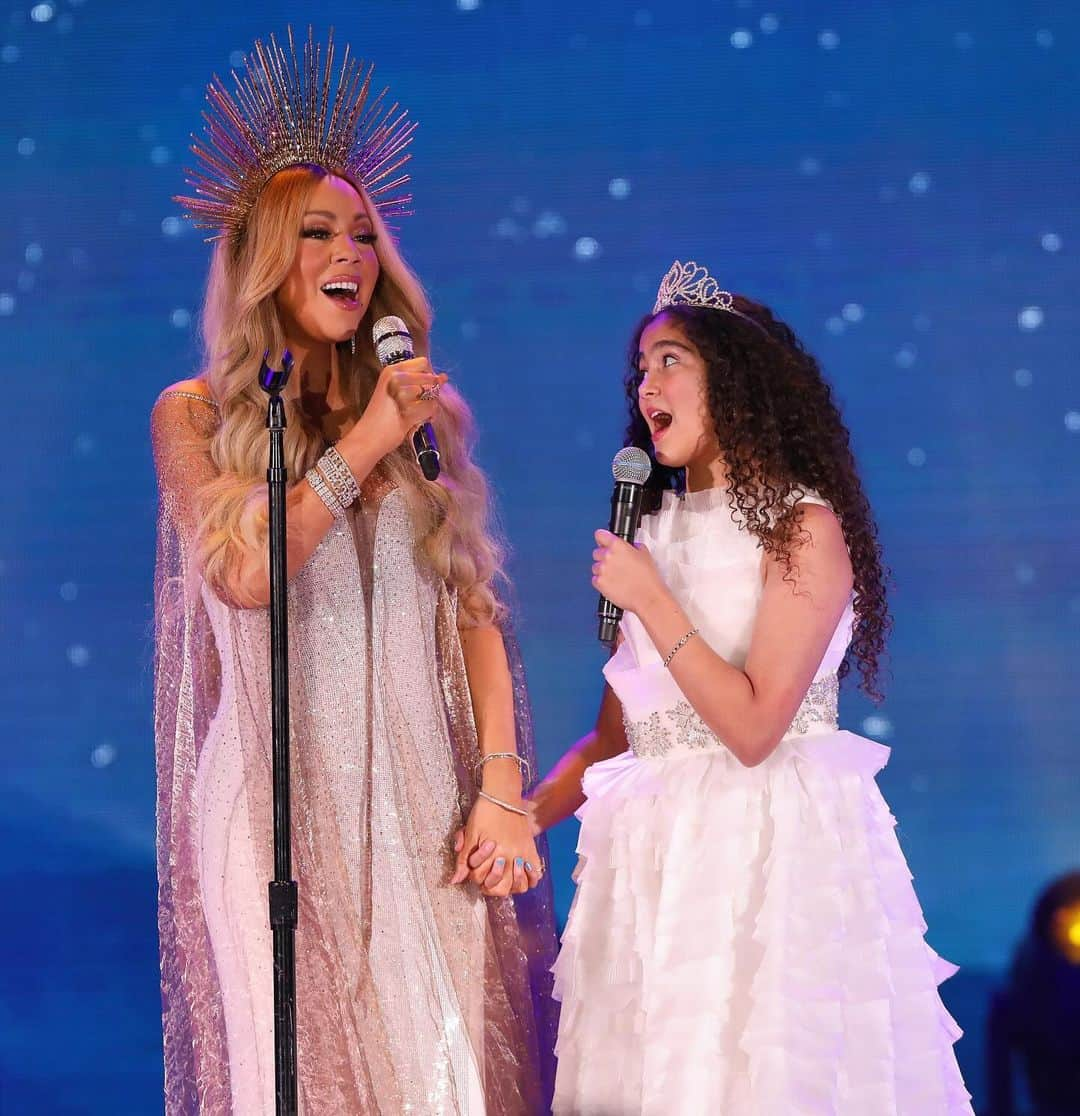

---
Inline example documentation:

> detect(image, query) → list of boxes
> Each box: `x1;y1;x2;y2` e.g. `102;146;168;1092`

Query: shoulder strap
158;388;219;409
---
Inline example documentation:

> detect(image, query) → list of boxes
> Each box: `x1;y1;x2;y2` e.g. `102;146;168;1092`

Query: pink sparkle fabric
152;390;557;1114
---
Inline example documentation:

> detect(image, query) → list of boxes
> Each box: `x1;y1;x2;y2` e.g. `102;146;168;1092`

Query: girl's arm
529;684;629;834
594;503;853;768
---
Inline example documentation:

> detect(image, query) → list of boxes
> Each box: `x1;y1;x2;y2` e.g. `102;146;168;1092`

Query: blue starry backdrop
2;0;1077;1110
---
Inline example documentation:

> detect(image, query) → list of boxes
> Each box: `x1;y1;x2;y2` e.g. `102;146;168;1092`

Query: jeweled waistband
624;673;839;759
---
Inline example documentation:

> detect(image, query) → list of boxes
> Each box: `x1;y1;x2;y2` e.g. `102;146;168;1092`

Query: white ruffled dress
552;487;972;1115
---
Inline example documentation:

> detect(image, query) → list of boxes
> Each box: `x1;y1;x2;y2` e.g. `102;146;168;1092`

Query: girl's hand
591;528;668;615
347;357;447;462
450;798;543;898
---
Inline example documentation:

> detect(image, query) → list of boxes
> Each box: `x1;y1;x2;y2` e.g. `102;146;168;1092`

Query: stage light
988;872;1080;1114
1050;900;1080;964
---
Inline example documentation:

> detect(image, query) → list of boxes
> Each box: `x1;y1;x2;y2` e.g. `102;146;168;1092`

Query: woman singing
152;29;556;1114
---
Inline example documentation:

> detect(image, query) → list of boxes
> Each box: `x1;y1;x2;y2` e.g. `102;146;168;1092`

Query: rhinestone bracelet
474;751;532;787
476;789;530;817
306;466;346;519
318;444;361;508
663;627;700;668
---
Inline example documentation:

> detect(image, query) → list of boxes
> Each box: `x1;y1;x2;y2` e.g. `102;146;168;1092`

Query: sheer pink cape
152;391;557;1113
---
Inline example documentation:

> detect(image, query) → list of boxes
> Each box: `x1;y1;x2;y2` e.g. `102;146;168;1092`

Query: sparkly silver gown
152;390;557;1115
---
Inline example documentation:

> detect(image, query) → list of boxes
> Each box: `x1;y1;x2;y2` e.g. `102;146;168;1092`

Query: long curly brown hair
626;297;890;700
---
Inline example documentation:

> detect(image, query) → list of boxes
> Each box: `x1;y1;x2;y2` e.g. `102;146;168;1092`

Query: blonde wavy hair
194;164;505;625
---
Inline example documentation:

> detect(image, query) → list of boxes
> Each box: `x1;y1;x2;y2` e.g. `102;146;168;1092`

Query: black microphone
371;315;441;481
597;446;653;645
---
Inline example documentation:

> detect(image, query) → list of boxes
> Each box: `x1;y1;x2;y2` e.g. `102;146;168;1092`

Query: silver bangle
474;751;532;787
318;444;361;508
476;789;529;817
663;627;699;668
306;466;345;519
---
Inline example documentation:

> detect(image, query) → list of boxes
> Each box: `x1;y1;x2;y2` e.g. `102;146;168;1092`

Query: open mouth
649;410;673;439
320;279;361;310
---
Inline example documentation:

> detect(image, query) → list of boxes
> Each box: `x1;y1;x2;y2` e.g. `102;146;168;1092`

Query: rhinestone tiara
175;26;416;241
652;260;738;314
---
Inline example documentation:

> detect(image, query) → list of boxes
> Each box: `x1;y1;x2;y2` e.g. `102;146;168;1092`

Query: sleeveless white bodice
603;486;855;757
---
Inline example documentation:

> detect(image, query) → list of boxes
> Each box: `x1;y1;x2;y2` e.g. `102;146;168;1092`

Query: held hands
451;796;544;898
351;357;446;461
592;529;668;616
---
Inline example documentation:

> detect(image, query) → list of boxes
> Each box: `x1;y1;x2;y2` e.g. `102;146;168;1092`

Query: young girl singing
531;262;973;1115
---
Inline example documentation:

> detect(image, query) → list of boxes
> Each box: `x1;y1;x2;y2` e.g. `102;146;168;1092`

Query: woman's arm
223;439;378;609
450;624;543;896
152;384;353;608
153;360;445;608
593;503;853;767
529;684;629;834
458;624;523;798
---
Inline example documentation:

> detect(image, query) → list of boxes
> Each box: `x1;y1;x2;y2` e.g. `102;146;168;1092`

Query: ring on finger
419;384;441;401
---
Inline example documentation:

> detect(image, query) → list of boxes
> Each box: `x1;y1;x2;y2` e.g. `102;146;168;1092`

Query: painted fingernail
525;861;534;872
515;857;524;868
495;857;506;868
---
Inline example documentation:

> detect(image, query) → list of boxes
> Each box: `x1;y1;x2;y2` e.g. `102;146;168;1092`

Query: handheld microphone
371;315;441;481
597;446;652;645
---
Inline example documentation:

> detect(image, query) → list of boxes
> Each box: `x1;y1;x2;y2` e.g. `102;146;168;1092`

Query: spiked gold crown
175;26;416;241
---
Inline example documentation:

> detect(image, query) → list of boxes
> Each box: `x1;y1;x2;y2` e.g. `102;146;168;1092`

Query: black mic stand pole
259;351;298;1116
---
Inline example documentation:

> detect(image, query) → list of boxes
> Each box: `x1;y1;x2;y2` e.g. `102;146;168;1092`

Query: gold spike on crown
175;26;416;241
653;260;738;314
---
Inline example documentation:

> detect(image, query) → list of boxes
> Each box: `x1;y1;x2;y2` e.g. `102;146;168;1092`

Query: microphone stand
259;351;298;1116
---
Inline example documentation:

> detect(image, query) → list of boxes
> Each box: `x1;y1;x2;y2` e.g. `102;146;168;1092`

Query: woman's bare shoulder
151;379;220;446
157;378;218;407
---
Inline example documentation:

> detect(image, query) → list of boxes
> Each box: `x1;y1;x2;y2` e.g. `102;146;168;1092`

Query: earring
350;333;356;356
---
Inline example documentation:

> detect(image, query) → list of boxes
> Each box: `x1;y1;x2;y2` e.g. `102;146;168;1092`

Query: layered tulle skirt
552;731;973;1115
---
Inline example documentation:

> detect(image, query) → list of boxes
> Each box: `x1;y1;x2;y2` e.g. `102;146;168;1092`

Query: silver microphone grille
611;446;652;485
372;315;414;365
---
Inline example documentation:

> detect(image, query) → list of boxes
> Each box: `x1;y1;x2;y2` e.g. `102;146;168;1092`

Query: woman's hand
591;528;669;615
346;356;446;462
451;797;543;898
